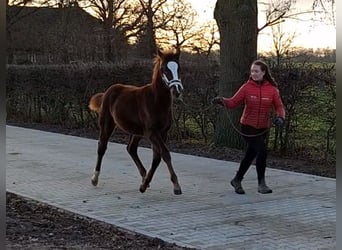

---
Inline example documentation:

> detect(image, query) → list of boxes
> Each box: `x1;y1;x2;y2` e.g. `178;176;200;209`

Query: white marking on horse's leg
91;170;100;186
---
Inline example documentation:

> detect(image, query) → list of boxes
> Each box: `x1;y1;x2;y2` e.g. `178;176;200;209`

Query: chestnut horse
88;48;183;195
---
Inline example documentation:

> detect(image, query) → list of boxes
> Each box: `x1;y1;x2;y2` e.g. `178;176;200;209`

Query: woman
212;60;285;194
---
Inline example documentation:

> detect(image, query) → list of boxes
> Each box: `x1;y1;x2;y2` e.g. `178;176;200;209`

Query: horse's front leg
92;117;114;186
147;132;182;195
139;145;161;193
126;135;147;185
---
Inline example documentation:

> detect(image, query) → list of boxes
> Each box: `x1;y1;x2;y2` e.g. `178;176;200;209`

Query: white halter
161;61;184;94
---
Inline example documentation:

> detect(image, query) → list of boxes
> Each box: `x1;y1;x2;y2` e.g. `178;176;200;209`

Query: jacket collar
248;79;270;87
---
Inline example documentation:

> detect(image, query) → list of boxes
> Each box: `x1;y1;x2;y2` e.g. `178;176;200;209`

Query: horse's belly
120;125;144;136
111;102;171;137
113;119;142;135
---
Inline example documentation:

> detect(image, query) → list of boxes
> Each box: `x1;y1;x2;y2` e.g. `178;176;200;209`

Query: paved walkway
6;125;336;250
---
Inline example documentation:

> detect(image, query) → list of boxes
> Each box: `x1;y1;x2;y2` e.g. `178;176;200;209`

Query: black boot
258;179;272;194
230;177;245;194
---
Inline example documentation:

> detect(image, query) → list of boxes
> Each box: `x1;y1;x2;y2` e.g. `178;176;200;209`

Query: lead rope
176;96;214;113
175;97;269;138
224;108;269;138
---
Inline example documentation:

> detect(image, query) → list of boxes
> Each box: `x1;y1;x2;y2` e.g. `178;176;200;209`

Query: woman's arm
273;89;285;119
222;84;246;109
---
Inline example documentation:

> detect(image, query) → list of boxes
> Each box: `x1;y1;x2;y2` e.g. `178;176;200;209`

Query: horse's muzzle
169;80;183;97
171;87;182;98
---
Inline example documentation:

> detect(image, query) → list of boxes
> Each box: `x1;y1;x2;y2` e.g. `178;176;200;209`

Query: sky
187;0;336;52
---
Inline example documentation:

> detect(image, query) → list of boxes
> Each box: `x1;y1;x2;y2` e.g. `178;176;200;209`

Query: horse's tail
89;93;104;113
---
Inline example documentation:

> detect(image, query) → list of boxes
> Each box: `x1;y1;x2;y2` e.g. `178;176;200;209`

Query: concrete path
6;125;336;250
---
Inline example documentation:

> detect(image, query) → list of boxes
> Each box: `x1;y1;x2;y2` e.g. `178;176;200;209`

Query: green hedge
6;61;336;162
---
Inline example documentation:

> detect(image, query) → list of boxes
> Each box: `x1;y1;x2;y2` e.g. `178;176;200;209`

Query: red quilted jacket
222;79;285;129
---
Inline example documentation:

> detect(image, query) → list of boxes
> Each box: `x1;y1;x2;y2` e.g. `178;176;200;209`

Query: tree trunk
214;0;258;149
104;0;114;62
146;3;156;58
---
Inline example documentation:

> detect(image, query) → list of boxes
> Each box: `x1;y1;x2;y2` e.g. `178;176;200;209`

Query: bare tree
159;0;197;48
258;0;335;33
312;0;335;26
190;21;219;57
84;0;144;62
260;0;335;63
135;0;167;58
135;0;198;57
270;22;296;65
258;0;296;33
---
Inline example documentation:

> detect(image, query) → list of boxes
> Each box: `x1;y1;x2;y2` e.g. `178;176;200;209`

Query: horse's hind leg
147;132;182;195
91;116;115;186
139;145;161;193
126;135;147;184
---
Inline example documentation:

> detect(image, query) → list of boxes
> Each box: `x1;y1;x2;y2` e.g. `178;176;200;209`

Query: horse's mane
152;49;178;84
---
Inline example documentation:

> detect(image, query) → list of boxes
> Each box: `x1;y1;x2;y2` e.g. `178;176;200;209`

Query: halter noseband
161;74;184;94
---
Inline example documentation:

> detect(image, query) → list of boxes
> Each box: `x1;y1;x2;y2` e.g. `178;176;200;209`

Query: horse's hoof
174;189;182;195
139;185;146;193
91;178;98;186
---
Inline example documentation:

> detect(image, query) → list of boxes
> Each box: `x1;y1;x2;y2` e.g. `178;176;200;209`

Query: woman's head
250;60;277;86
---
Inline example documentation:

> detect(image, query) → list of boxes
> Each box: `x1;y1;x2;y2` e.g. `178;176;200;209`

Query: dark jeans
235;124;268;183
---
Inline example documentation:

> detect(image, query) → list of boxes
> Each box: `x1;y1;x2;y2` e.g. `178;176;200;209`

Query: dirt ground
6;122;335;249
6;192;192;250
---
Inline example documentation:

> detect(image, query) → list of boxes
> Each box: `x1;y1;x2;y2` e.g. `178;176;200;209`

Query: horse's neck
151;76;172;102
151;61;172;102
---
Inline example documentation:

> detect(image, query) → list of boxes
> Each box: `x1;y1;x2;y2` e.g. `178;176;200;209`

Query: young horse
88;48;184;195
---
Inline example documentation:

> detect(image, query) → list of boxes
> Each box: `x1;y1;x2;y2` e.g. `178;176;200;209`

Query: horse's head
157;47;183;98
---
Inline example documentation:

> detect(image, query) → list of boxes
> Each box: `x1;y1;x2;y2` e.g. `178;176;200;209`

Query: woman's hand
211;97;224;106
273;117;285;127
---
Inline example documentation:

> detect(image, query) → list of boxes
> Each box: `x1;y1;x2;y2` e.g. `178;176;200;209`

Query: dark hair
250;60;278;87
